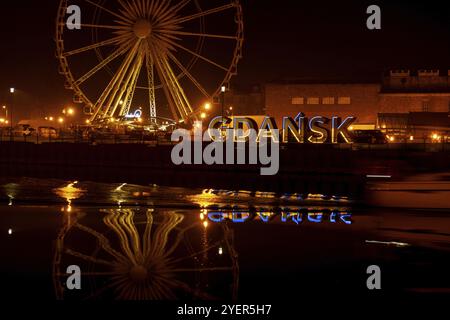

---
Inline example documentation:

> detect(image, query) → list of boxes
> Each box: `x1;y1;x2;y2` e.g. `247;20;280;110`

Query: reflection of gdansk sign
209;113;356;144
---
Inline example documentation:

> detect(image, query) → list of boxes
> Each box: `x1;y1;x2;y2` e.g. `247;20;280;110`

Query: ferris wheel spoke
65;248;113;266
170;267;234;273
74;224;129;263
75;43;131;86
173;3;236;25
154;55;180;121
164;30;238;40
63;35;125;57
153;0;172;20
108;50;144;118
83;0;132;23
168;240;223;264
173;281;218;300
78;23;130;31
118;8;135;22
166;50;211;98
164;38;229;72
118;0;139;19
161;55;193;118
91;41;140;119
145;48;158;120
157;0;190;24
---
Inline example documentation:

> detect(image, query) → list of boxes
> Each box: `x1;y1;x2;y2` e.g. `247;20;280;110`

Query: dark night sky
0;0;449;119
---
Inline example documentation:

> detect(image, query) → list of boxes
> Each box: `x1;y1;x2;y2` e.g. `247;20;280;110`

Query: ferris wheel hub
129;265;148;282
133;19;152;39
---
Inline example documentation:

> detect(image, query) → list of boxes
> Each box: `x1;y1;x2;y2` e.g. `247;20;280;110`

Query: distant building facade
264;69;450;131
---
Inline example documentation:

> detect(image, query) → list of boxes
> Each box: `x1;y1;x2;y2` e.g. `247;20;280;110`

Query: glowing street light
10;88;15;94
204;103;211;111
67;108;75;115
200;112;207;119
58;117;64;124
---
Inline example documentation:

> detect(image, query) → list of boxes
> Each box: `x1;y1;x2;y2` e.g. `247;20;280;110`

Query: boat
366;172;450;209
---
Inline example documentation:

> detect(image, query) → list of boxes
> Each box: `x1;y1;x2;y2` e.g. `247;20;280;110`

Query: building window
291;97;304;105
338;97;351;105
322;97;335;105
307;97;320;105
422;100;429;112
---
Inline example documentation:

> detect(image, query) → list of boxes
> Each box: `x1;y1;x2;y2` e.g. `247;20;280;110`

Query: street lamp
221;86;226;129
9;88;15;141
204;102;211;111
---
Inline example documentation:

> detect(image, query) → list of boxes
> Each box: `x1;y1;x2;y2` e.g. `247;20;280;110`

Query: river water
0;178;449;301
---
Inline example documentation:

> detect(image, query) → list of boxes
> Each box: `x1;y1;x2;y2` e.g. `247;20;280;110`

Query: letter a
66;265;81;290
366;265;381;290
66;5;81;30
366;5;381;30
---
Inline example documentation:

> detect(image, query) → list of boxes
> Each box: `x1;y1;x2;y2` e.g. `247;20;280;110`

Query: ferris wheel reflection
53;208;239;300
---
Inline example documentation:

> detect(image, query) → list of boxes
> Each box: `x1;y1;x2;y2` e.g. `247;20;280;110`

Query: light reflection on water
0;178;354;209
0;178;450;300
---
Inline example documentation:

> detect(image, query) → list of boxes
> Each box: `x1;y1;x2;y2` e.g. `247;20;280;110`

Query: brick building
264;69;450;130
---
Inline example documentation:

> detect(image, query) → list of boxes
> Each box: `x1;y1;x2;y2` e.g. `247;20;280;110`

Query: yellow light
409;135;414;141
10;88;15;94
389;136;395;142
218;247;223;255
5;120;8;124
432;133;438;140
2;105;6;109
49;117;54;121
0;118;4;123
203;221;208;228
85;119;90;124
67;108;74;115
138;117;143;123
382;124;386;129
58;117;64;123
204;103;211;110
349;126;354;131
221;86;226;93
229;106;233;111
200;112;207;119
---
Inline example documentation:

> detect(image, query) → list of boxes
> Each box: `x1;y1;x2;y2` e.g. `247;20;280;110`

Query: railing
0;131;449;152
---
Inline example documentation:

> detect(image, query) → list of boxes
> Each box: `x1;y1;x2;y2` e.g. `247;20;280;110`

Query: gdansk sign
208;113;356;144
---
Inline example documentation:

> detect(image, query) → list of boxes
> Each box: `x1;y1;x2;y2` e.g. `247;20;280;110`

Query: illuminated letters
331;116;355;143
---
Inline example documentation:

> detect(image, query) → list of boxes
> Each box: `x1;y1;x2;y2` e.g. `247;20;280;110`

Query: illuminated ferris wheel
56;0;244;125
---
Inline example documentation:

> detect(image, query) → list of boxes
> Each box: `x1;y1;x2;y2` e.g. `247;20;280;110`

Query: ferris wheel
56;0;244;125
